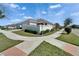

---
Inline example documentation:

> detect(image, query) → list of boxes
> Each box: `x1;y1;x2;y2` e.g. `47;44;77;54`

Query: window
37;23;44;25
45;23;47;25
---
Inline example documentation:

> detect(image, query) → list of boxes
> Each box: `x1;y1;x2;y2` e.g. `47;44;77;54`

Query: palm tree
64;18;72;27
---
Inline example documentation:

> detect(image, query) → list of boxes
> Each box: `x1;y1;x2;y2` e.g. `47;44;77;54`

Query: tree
0;9;6;29
64;18;73;34
0;10;5;19
71;24;76;28
54;23;60;30
64;27;72;34
64;18;72;27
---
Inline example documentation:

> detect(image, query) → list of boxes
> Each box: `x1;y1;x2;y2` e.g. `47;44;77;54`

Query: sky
0;3;79;26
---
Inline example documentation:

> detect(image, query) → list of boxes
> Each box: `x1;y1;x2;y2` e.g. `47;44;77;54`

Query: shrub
51;29;54;31
40;29;50;35
24;29;37;34
44;29;50;33
0;26;6;30
40;31;44;35
64;27;72;34
16;27;22;29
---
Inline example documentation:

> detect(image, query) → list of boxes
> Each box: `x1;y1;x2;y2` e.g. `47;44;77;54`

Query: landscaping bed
57;33;79;46
29;41;72;56
0;33;23;52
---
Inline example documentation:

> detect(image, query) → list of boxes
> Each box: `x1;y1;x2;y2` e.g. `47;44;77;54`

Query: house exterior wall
39;24;53;32
22;23;53;33
7;26;16;29
22;24;40;32
29;23;37;25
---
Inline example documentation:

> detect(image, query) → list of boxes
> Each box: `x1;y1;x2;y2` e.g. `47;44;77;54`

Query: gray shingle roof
36;18;53;25
5;18;53;27
22;18;53;25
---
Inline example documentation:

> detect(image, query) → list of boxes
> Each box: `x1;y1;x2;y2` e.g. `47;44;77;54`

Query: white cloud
41;11;47;14
19;13;25;16
22;7;26;10
49;4;62;9
23;16;33;19
11;19;21;23
55;10;65;16
9;4;20;8
2;3;20;9
15;19;21;21
71;12;79;16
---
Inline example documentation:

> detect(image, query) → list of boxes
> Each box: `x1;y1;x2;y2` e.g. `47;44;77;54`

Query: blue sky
0;3;79;26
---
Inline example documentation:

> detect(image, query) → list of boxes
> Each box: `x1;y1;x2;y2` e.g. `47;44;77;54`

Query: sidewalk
45;38;79;56
45;29;79;56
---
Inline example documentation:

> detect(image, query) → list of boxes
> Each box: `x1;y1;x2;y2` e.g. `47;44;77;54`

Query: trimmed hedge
24;29;37;34
24;29;53;35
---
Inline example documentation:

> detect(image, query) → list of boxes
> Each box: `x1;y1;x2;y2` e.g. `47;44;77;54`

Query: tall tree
64;18;72;27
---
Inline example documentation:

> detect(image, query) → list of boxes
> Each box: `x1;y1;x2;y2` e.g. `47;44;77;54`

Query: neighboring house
6;23;22;29
71;24;79;28
5;24;16;29
5;18;54;33
22;18;54;33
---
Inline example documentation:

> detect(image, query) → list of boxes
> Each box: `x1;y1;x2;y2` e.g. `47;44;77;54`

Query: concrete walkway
0;29;44;56
0;29;79;56
0;29;42;41
45;38;79;56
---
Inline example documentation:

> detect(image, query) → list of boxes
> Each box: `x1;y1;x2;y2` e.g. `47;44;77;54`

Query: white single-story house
22;18;54;33
5;24;17;29
5;23;22;29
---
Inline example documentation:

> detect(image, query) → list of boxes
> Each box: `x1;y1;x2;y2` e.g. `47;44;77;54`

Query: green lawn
29;41;72;56
57;33;79;46
43;30;59;36
13;30;59;37
13;30;40;37
0;33;23;52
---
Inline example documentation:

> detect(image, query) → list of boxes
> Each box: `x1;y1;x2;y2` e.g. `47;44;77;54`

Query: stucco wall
22;24;40;32
39;24;53;32
22;24;53;33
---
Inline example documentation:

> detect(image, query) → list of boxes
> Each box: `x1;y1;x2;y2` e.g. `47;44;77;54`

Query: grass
29;41;72;56
43;29;59;36
57;33;79;46
13;29;59;37
0;33;23;52
13;30;40;37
